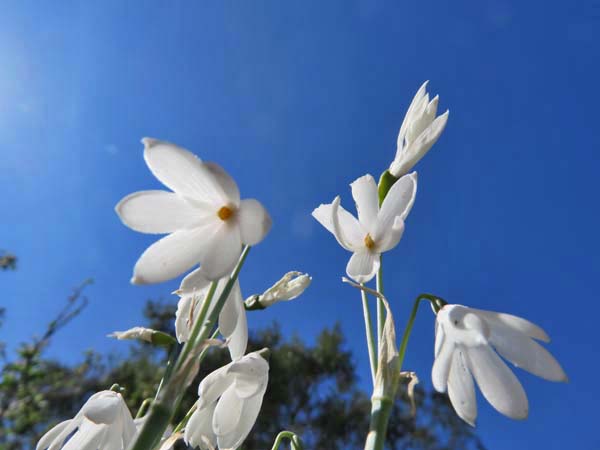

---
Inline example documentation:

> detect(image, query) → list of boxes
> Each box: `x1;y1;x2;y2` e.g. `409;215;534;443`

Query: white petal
238;199;272;246
37;420;72;450
184;403;217;450
431;334;454;393
180;267;213;293
142;138;226;204
312;197;364;252
201;223;243;280
216;385;266;450
350;174;379;231
391;112;448;177
213;385;244;438
176;269;214;343
132;221;220;284
115;190;204;234
228;352;270;379
62;421;106;450
119;402;137;446
376;216;405;253
373;172;416;243
219;282;248;360
473;308;550;342
346;250;380;283
82;392;121;424
447;347;477;426
205;162;240;206
466;344;528;420
397;81;429;149
198;365;233;409
488;326;567;382
434;321;445;358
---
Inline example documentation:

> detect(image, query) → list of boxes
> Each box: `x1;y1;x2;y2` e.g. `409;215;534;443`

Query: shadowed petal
216;385;266;450
466;344;529;420
373;172;417;242
142;138;225;204
346;250;380;283
312;198;364;251
489;326;567;382
132;221;220;284
447;348;477;426
238;199;272;246
351;174;379;231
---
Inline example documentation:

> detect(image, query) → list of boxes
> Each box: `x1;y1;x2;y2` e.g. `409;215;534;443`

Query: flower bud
251;271;311;308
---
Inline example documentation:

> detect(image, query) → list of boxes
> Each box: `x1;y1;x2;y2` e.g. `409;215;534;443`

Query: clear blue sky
1;1;598;449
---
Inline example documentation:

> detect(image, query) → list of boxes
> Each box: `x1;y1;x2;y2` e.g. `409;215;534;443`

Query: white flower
389;81;449;178
36;390;136;450
116;138;272;284
312;172;417;283
432;304;567;426
175;267;247;360
185;351;269;450
258;271;311;307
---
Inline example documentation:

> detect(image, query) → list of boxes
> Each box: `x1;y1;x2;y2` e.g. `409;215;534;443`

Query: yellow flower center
364;233;375;250
217;206;234;221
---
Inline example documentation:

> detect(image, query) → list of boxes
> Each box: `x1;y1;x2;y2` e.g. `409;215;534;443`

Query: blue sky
1;1;599;448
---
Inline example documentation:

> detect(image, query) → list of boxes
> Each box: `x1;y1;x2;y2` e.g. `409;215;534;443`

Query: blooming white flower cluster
37;81;566;450
312;82;566;427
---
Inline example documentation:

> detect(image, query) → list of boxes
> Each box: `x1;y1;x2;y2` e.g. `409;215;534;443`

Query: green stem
363;396;393;450
271;431;305;450
398;293;445;370
128;246;252;450
375;258;385;345
360;287;377;385
135;398;152;419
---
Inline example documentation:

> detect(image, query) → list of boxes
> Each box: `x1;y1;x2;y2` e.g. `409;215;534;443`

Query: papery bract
184;351;269;450
312;172;417;283
116;138;271;284
432;304;567;426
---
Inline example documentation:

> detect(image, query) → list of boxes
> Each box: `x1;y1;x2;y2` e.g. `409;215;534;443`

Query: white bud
258;271;311;307
108;326;155;343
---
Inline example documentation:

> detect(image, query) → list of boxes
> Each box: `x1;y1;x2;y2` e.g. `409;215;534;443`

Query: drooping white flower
389;81;449;178
312;172;417;283
432;304;567;426
36;390;136;450
185;351;269;450
115;138;272;284
175;267;247;360
257;271;312;307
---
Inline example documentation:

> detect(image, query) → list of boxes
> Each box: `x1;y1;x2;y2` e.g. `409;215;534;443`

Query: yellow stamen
364;234;375;249
217;206;234;221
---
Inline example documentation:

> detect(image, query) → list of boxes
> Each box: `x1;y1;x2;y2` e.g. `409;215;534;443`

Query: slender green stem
360;287;377;385
154;344;180;401
398;293;445;370
271;431;305;450
375;257;385;345
136;398;153;419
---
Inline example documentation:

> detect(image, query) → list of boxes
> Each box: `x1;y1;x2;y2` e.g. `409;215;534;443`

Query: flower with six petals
432;304;567;426
312;172;417;283
116;138;271;284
